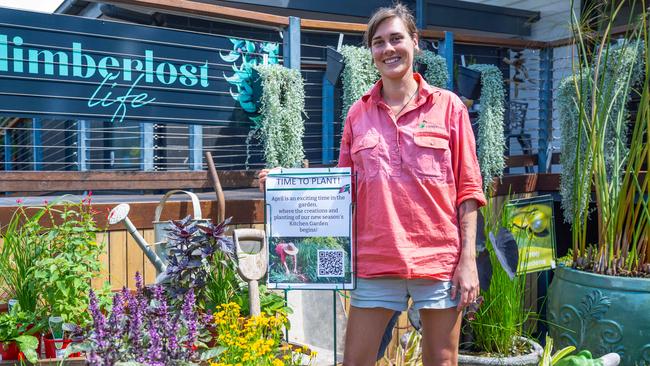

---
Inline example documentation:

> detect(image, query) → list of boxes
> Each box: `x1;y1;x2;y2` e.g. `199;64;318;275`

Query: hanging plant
414;50;449;89
252;64;306;168
340;45;380;124
468;64;506;192
557;69;592;224
558;41;645;224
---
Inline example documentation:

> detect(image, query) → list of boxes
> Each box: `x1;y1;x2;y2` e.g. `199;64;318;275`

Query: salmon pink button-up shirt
338;73;487;280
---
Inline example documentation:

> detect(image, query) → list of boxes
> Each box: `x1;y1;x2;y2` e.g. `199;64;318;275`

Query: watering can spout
108;204;168;274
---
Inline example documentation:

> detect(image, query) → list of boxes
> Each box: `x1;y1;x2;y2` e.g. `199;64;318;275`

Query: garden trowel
233;228;268;316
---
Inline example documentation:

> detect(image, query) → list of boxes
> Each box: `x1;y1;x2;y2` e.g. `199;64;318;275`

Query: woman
274;241;299;275
261;4;485;365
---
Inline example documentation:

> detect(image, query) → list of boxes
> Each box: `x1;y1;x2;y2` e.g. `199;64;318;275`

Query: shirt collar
361;73;440;106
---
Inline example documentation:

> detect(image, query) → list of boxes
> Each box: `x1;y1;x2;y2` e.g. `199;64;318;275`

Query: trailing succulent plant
340;45;380;124
253;64;306;169
414;49;449;89
162;216;234;301
468;64;506;192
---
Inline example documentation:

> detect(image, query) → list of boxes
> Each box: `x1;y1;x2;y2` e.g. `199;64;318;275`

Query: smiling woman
337;3;486;366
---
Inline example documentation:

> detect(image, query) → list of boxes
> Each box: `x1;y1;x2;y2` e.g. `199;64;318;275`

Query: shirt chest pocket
351;133;380;177
412;132;450;181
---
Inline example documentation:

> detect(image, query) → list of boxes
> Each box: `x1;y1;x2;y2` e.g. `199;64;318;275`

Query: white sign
265;167;354;290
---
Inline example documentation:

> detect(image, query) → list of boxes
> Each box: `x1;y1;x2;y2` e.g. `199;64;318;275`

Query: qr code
317;250;345;277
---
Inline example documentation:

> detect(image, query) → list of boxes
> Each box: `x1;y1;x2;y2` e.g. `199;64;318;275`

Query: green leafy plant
414;50;449;89
539;335;576;366
203;250;240;310
559;0;648;275
340;45;380;123
253;64;306;169
0;305;40;363
468;64;507;192
27;196;106;327
0;203;49;315
382;330;423;366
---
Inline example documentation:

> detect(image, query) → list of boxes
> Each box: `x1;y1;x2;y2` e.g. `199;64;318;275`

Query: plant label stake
233;229;268;316
49;316;64;358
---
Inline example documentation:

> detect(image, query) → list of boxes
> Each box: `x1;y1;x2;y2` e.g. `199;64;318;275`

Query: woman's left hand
451;255;480;311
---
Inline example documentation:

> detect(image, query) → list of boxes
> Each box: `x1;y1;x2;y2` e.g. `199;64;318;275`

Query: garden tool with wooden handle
233;228;268;316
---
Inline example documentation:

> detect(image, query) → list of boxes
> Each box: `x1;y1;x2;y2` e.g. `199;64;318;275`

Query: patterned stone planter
547;266;650;365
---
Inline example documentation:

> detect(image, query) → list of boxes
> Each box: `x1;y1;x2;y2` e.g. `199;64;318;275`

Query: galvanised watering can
108;190;210;278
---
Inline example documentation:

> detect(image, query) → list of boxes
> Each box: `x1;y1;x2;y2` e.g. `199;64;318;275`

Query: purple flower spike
182;288;198;354
147;320;164;365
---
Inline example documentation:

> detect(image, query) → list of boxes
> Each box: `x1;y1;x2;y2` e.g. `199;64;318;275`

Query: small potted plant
0;306;40;363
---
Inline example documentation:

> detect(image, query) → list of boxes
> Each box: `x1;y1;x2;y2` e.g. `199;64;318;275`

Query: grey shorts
351;277;459;312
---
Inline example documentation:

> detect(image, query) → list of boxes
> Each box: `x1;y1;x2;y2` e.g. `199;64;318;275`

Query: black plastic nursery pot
325;46;344;85
457;66;482;100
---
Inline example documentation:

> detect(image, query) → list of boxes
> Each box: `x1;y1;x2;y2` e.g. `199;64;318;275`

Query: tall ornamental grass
561;0;649;276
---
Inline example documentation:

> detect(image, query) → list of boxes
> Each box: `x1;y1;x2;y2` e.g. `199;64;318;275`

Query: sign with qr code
265;167;354;290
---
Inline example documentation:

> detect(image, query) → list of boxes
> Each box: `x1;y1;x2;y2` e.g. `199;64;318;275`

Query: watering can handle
154;190;203;222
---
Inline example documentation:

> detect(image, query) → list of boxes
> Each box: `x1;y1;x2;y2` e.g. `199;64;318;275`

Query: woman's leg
418;307;462;366
343;306;395;366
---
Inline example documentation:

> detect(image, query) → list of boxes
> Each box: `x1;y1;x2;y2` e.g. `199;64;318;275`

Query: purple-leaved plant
163;216;234;302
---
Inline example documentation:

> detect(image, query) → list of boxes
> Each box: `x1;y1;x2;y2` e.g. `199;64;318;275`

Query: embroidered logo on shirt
418;120;446;132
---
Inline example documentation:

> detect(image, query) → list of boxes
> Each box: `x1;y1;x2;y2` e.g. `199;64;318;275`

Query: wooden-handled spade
233;228;268;316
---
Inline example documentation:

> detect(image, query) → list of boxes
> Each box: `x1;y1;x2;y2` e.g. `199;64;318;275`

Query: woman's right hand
258;169;271;192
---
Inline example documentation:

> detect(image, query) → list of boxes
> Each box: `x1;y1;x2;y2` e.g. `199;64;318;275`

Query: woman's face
370;17;418;81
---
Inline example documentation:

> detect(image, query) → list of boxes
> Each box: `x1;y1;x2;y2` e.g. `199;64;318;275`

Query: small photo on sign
268;237;351;285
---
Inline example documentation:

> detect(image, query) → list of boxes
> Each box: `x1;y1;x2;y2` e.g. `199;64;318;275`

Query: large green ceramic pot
547;266;650;365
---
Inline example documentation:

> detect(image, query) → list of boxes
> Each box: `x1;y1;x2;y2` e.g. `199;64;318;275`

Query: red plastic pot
43;334;81;359
0;341;20;361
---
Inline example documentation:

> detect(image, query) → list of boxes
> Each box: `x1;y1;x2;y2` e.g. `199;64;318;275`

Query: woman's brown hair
365;3;418;48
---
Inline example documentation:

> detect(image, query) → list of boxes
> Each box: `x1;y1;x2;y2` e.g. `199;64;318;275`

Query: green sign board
506;195;557;274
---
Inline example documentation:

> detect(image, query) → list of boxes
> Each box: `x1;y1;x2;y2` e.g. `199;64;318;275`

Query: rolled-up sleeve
451;103;487;208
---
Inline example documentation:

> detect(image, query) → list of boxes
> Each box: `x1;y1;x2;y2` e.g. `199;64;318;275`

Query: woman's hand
258;167;283;192
258;169;270;192
451;255;480;311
